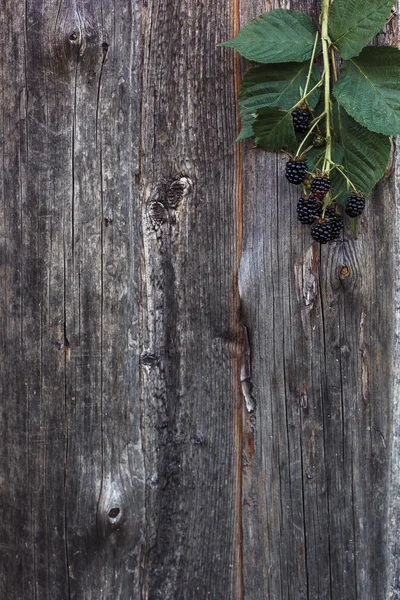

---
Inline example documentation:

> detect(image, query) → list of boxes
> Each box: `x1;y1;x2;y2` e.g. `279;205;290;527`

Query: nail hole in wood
69;31;78;41
102;42;109;51
108;507;120;519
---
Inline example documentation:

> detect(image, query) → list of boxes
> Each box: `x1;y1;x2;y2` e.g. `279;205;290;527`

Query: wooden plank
0;1;145;598
237;2;399;599
2;0;399;598
138;1;242;597
0;0;243;598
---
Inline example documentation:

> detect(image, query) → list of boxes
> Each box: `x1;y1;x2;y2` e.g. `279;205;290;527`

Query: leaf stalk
321;0;332;173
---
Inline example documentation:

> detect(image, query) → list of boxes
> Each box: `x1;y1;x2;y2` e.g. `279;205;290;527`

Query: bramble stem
289;79;324;114
295;113;324;156
303;33;320;99
330;47;338;82
321;0;331;173
330;162;357;191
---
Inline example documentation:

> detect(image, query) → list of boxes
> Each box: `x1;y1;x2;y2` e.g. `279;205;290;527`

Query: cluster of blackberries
285;158;366;243
297;198;343;243
285;160;331;196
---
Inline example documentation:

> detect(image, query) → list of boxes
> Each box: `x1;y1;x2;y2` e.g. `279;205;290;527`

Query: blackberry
324;206;337;219
345;194;365;217
297;197;320;224
311;220;333;244
330;214;344;239
311;176;331;198
291;108;311;132
286;160;308;185
313;134;325;148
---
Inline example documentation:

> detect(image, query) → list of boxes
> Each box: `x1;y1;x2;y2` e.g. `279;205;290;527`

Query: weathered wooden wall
0;1;399;599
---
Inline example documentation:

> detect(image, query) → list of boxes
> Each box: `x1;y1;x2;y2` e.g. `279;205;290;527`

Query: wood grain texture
1;0;400;599
138;1;242;597
0;0;241;598
238;2;399;600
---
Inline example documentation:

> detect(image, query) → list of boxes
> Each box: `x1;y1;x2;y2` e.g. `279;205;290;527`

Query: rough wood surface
238;2;399;600
0;0;241;598
0;1;399;599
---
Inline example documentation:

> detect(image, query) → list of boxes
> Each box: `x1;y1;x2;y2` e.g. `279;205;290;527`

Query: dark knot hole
108;507;120;519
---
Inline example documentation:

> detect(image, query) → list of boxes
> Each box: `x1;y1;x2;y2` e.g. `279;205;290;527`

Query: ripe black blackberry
311;176;331;198
345;193;365;217
291;108;311;132
311;220;333;244
330;214;344;239
297;197;320;224
324;206;337;219
285;160;308;185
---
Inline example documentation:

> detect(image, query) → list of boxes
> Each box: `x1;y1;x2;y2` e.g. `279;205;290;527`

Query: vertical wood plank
237;2;398;599
138;0;242;597
0;1;145;598
0;0;243;598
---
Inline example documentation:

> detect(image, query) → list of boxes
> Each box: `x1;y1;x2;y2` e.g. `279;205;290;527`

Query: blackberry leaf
236;62;321;141
333;47;400;135
329;0;395;60
218;9;321;64
332;103;391;199
253;107;297;152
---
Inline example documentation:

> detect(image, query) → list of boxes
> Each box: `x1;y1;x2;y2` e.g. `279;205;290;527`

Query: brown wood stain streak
233;0;244;596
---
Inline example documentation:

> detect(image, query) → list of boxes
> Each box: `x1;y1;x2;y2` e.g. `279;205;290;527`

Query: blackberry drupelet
285;160;308;185
311;220;333;244
345;194;365;217
297;197;320;224
311;176;331;198
291;108;311;132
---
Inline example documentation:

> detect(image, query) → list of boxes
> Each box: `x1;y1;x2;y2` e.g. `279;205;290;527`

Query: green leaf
329;0;395;59
237;62;321;141
331;103;390;202
253;107;297;152
333;46;400;135
306;140;344;172
219;9;320;64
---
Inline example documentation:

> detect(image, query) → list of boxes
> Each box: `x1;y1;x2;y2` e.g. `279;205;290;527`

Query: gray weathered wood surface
0;0;399;598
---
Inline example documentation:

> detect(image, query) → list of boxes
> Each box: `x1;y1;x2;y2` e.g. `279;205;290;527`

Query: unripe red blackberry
311;176;331;198
345;193;365;217
311;220;333;244
291;108;311;132
297;197;320;224
285;160;308;185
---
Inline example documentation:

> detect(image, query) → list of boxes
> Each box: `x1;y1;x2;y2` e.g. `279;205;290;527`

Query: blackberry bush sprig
219;0;395;244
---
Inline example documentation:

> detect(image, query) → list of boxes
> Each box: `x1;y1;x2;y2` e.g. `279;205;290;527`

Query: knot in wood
148;201;167;227
108;507;121;520
166;177;192;209
340;265;350;278
141;353;158;367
